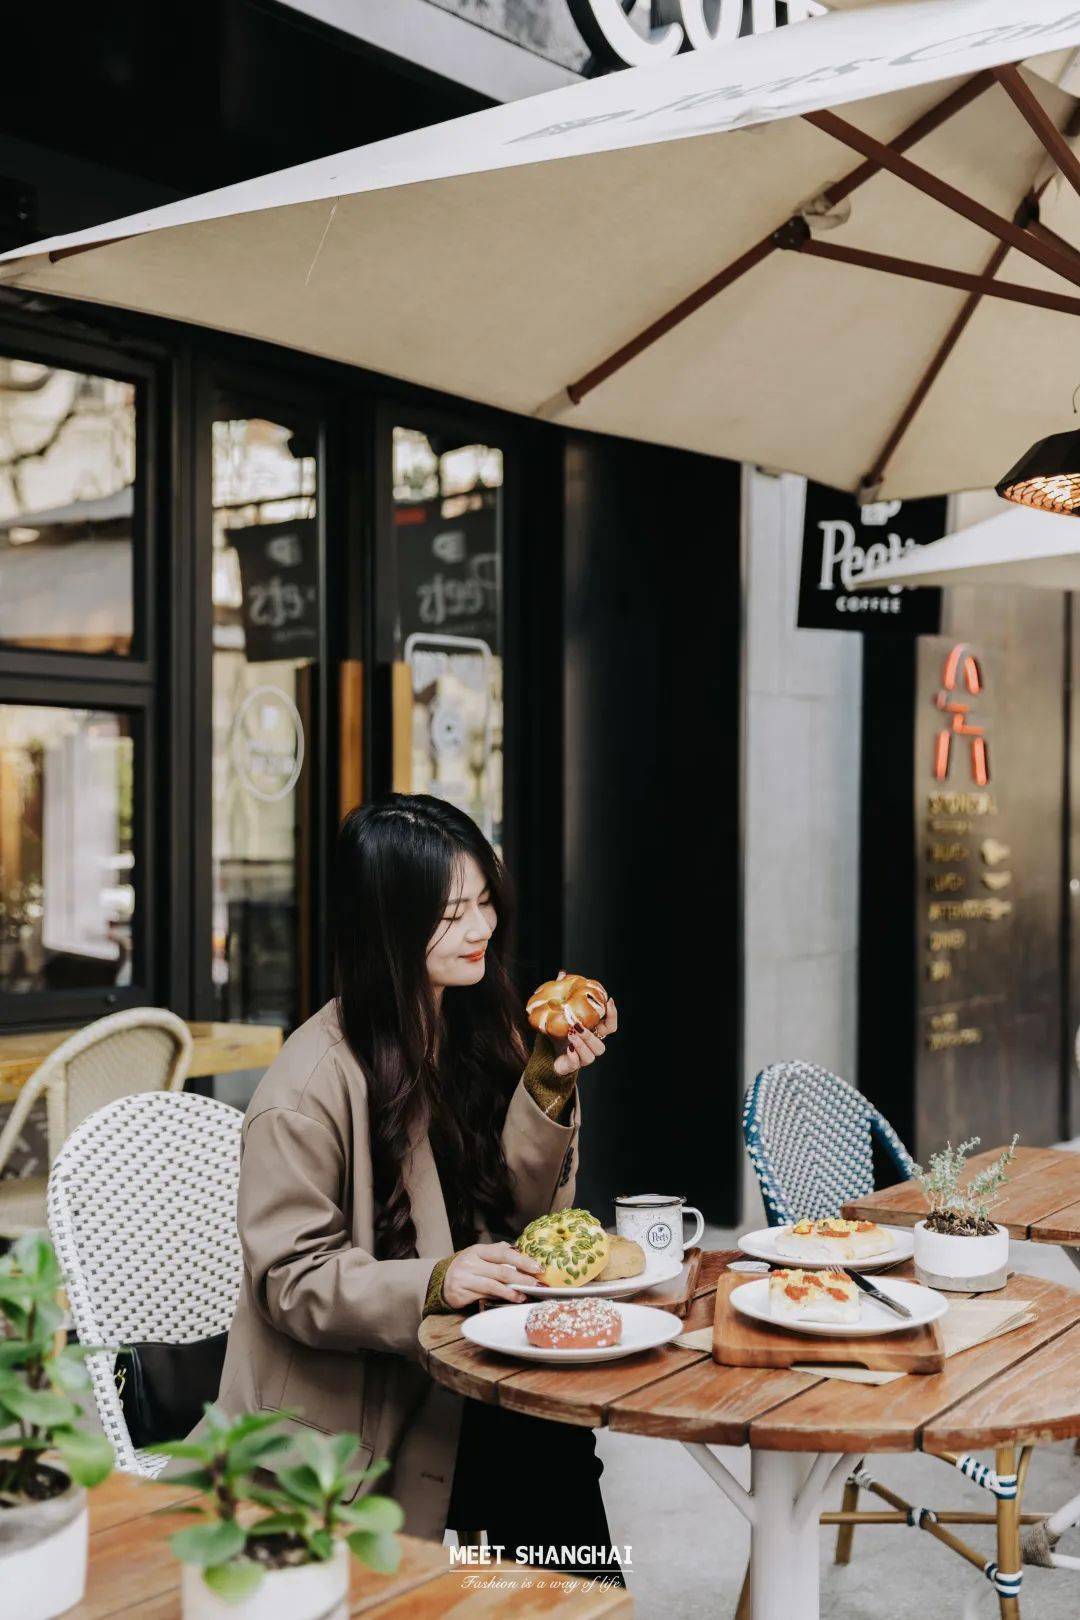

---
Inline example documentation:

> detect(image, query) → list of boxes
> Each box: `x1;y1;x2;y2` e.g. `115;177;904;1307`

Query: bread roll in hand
526;973;608;1040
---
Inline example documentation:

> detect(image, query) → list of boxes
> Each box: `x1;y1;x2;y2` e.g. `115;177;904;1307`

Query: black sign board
394;501;500;652
231;519;318;663
798;482;944;636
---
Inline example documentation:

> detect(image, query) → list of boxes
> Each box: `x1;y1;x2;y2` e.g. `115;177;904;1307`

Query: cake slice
777;1217;892;1264
768;1268;860;1325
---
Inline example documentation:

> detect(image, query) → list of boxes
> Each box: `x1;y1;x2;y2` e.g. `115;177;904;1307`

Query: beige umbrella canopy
4;0;1080;498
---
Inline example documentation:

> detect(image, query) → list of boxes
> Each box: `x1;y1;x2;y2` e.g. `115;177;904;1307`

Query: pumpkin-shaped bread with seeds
515;1208;610;1287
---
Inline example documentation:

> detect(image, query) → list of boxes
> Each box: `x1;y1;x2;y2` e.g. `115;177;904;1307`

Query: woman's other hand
441;1241;543;1308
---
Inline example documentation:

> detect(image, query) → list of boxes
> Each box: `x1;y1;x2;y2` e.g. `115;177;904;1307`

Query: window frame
0;320;161;1027
372;397;522;882
188;353;334;1028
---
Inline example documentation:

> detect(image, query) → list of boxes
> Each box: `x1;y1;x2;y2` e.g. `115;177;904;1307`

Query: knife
848;1270;914;1321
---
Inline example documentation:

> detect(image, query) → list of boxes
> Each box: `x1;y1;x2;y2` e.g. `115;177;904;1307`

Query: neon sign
933;643;990;786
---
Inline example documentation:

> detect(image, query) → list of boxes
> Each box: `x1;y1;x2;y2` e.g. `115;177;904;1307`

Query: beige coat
195;1002;579;1539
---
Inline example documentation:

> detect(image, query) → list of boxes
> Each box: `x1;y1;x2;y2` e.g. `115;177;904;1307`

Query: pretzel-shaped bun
526;973;608;1040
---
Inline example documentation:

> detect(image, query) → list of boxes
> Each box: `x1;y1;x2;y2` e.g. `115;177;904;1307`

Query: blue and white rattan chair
742;1058;915;1227
740;1063;1030;1616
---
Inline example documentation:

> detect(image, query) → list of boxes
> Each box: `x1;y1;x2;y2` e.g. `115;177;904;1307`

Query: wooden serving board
711;1271;945;1374
628;1247;703;1317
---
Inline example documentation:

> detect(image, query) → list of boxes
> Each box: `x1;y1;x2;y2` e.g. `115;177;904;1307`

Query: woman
208;793;622;1572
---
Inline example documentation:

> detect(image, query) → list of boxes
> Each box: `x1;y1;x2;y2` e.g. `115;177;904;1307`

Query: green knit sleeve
422;1254;459;1317
521;1032;577;1124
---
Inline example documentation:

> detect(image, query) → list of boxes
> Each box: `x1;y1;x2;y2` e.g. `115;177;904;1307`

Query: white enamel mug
614;1194;705;1264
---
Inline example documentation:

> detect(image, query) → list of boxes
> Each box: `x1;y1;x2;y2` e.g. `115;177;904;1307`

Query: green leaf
247;1512;306;1537
27;1298;63;1338
222;1410;293;1445
202;1404;229;1435
54;1427;114;1488
328;1433;360;1478
225;1431;294;1475
171;1519;247;1568
13;1232;60;1286
347;1529;401;1574
339;1494;404;1533
290;1430;339;1492
274;1464;326;1510
51;1351;92;1393
246;1482;298;1513
146;1438;214;1461
202;1560;265;1603
306;1528;334;1562
155;1467;215;1491
1;1386;78;1428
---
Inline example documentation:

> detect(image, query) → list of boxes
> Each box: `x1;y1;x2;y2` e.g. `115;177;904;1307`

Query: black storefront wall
563;433;742;1223
859;583;1070;1161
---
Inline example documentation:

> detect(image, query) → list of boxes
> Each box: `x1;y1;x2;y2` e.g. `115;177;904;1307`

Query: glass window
390;427;504;852
210;413;318;1031
0;357;137;655
0;705;135;993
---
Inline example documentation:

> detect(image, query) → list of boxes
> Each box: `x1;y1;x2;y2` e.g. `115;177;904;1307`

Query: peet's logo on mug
615;1194;705;1264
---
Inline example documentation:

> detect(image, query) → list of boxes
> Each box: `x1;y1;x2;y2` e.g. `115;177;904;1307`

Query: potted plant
151;1407;403;1619
0;1232;114;1620
912;1135;1018;1292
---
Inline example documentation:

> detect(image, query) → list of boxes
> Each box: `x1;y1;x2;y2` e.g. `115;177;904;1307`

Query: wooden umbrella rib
992;63;1080;205
562;72;994;407
792;237;1080;317
803;106;1080;292
858;239;1009;495
857;173;1062;494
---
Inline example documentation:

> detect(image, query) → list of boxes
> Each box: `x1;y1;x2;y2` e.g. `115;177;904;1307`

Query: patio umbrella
852;500;1080;587
4;0;1080;497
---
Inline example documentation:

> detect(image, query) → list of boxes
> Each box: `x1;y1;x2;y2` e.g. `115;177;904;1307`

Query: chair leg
995;1444;1021;1620
734;1557;751;1620
835;1476;859;1565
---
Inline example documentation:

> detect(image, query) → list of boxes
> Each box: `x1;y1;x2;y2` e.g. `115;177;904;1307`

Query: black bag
113;1334;229;1450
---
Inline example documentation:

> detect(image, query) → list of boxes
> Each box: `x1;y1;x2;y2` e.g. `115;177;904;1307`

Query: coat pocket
273;1343;371;1442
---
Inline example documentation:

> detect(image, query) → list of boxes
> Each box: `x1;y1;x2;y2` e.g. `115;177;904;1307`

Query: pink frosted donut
525;1297;622;1350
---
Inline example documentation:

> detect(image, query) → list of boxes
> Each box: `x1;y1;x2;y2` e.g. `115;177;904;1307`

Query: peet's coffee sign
232;519;318;663
797;482;944;636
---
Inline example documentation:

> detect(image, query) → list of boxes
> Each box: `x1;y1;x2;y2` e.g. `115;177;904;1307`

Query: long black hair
333;794;528;1259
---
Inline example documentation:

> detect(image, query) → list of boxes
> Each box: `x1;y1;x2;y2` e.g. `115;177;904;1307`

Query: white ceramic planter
0;1476;88;1620
181;1540;350;1620
913;1219;1010;1292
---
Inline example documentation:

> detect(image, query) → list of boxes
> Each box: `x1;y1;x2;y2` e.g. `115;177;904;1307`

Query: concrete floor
596;1228;1080;1620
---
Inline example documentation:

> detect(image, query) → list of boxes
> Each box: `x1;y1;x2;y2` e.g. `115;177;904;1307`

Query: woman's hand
441;1241;543;1308
550;969;618;1080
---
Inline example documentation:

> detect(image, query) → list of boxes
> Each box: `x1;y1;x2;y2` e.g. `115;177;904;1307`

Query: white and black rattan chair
47;1089;243;1476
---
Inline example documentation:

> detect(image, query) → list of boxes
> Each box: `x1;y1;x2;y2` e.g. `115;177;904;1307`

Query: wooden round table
418;1251;1080;1620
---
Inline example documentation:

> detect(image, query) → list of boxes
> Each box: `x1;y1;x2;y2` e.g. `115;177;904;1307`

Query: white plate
461;1300;684;1364
514;1254;683;1299
730;1275;948;1338
738;1224;915;1272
